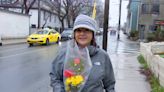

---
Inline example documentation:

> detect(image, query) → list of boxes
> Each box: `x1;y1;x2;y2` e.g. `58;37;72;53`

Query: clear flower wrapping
63;40;92;92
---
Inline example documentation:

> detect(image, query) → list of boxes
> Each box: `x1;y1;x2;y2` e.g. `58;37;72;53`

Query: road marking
0;48;47;59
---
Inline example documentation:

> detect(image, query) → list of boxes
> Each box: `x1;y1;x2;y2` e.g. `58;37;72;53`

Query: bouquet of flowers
64;40;92;92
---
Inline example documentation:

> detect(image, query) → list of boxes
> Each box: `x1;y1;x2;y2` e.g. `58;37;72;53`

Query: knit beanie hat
73;14;98;33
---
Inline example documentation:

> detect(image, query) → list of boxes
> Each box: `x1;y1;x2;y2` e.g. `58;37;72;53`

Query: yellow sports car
27;28;61;46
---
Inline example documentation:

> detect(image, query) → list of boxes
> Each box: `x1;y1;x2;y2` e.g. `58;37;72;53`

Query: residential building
0;0;64;32
138;0;164;40
126;0;140;36
0;9;30;39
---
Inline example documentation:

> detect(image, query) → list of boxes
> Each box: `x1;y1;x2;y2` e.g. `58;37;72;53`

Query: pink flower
74;58;81;64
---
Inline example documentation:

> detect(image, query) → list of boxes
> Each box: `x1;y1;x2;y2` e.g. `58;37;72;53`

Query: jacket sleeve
49;52;65;92
103;54;115;92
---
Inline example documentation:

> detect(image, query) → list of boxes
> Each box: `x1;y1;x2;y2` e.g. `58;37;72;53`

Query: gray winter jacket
50;46;115;92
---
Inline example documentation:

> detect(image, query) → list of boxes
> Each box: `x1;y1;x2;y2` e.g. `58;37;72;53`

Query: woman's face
74;28;93;48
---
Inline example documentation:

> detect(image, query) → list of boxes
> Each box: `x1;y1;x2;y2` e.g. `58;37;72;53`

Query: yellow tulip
65;77;72;85
71;75;84;86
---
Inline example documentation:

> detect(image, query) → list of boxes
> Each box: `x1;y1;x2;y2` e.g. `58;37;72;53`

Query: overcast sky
102;0;129;27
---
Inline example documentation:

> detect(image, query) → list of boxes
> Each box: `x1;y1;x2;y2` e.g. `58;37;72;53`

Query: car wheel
56;37;59;44
29;43;33;47
46;39;49;45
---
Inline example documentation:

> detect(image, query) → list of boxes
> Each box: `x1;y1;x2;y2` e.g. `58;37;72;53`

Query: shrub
159;30;164;40
147;29;164;42
129;30;139;37
137;55;164;92
147;32;156;42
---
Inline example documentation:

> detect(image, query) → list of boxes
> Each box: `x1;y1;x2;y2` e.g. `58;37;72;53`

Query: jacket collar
87;45;99;57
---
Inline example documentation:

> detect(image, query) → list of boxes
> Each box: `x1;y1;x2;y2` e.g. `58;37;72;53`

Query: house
126;0;140;36
138;0;164;40
0;9;30;39
0;0;65;33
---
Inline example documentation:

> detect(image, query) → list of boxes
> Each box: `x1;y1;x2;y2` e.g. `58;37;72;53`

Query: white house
0;0;67;33
0;9;30;39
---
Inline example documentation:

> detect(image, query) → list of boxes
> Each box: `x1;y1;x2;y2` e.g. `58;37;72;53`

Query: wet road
0;31;141;92
0;43;60;92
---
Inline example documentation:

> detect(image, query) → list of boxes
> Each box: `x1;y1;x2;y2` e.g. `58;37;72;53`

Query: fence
140;42;164;87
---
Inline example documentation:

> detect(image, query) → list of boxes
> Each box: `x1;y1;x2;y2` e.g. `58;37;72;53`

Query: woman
50;14;115;92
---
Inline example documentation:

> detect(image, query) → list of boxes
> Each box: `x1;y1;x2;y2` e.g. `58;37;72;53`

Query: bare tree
22;0;36;14
51;0;91;31
51;0;70;32
68;0;91;27
42;14;50;28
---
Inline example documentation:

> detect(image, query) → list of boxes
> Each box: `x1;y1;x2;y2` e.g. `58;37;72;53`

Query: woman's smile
74;28;93;48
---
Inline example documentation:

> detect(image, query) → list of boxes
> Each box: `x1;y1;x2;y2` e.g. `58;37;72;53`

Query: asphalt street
0;31;151;92
0;44;59;92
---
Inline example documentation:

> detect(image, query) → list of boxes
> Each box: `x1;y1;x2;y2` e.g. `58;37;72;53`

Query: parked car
96;28;103;35
61;28;73;41
27;28;61;46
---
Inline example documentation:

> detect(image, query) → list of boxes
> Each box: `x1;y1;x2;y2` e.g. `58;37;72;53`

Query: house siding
138;0;164;39
0;9;30;39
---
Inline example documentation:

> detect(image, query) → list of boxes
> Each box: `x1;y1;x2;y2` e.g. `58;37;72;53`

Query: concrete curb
2;41;26;46
1;39;26;46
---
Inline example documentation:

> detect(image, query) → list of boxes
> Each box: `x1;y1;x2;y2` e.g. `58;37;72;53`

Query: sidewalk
1;38;26;45
109;32;151;92
110;53;151;92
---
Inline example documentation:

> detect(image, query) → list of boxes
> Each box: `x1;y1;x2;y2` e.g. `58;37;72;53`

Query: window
1;0;12;4
49;13;51;22
31;24;36;28
138;24;145;39
1;0;6;4
54;16;56;22
141;4;149;14
6;0;12;4
139;24;145;31
43;11;46;20
151;4;159;14
149;25;158;32
154;25;158;31
149;25;153;31
152;0;159;3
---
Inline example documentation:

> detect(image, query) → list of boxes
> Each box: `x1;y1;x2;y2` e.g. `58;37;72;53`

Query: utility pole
102;0;110;51
38;0;41;28
117;0;122;40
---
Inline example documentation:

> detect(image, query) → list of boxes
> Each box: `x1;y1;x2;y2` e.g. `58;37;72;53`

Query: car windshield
35;30;49;34
62;29;73;35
